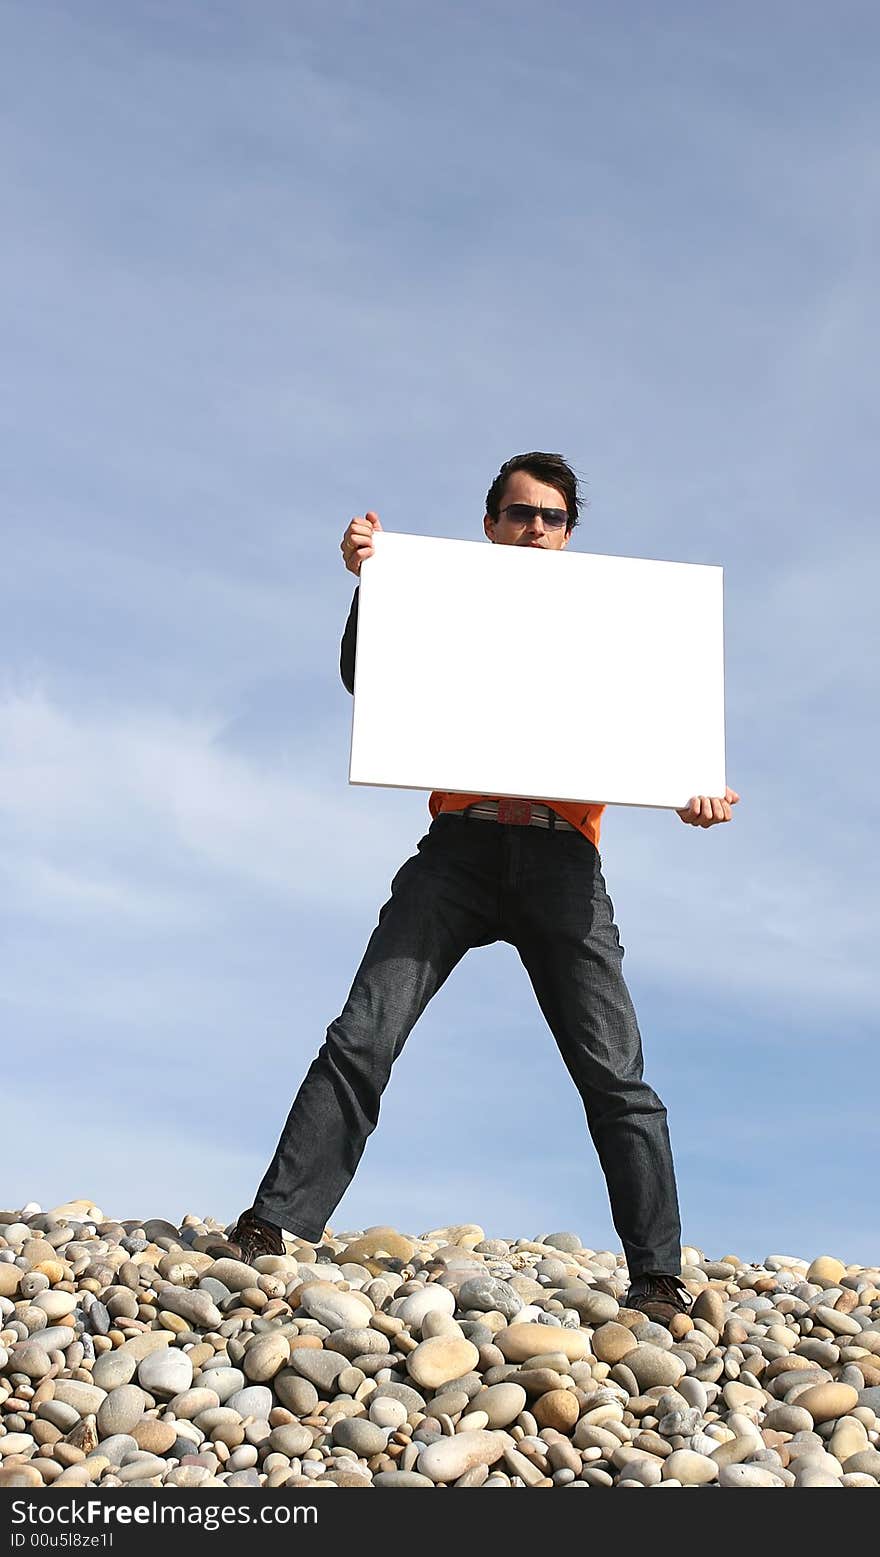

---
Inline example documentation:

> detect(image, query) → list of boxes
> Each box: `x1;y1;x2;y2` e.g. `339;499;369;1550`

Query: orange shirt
429;791;605;850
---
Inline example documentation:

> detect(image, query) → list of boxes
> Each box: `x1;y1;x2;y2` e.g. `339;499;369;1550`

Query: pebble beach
1;1200;879;1491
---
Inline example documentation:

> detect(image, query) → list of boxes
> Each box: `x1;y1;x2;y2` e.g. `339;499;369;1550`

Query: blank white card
349;532;725;810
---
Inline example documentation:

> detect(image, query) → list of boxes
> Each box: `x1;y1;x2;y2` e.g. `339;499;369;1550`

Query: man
232;452;739;1326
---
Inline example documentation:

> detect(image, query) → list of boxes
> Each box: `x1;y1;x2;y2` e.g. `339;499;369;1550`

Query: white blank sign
349;533;725;810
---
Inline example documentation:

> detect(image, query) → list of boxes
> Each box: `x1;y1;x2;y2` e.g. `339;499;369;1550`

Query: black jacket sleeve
340;586;359;694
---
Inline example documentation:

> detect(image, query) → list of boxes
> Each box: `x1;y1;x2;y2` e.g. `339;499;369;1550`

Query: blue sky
2;1;877;1263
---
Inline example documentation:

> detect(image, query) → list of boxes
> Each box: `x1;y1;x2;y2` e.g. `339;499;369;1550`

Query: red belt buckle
497;799;532;826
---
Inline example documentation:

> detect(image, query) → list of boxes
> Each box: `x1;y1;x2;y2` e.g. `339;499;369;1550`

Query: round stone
33;1326;78;1353
52;1381;107;1417
19;1271;51;1298
38;1401;80;1432
332;1418;387;1457
226;1470;261;1488
205;1258;261;1293
227;1446;259;1472
763;1404;814;1434
371;1382;425;1414
807;1257;847;1286
327;1327;390;1360
194;1407;242;1433
34;1290;78;1321
558;1289;618;1325
842;1449;880;1477
92;1351;138;1391
164;1465;212;1488
625;1345;686;1390
723;1382;766;1412
274;1372;319;1415
243;1333;290;1382
0;1463;48;1488
421;1311;464;1340
132;1419;177;1455
828;1419;868;1463
542;1233;583;1254
116;1332;175;1363
797;1383;860;1423
457;1277;523;1322
267;1424;314;1456
198;1368;245;1404
289;1348;349;1391
592;1322;638;1364
797;1340;840;1366
337;1366;365;1394
10;1342;52;1379
417;1430;506;1484
407;1336;480;1390
138;1348;193;1398
97;1386;147;1438
494;1324;591;1363
623;1456;663;1487
337;1229;414;1264
393;1286;456;1330
472;1383;527;1429
157;1285;222;1329
227;1386;273;1420
297;1283;373;1331
117;1454;168;1483
719;1464;786;1488
0;1267;22;1298
0;1435;36;1458
691;1288;726;1328
95;1435;138;1466
815;1305;863;1338
369;1397;408;1430
168;1388;221;1419
663;1450;718;1485
533;1389;580;1432
677;1377;709;1414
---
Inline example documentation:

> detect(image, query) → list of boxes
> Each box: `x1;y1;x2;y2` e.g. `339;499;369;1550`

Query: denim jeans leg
512;836;682;1278
252;826;496;1240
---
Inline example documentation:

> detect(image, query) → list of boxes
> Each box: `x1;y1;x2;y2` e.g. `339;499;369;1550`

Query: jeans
253;813;682;1277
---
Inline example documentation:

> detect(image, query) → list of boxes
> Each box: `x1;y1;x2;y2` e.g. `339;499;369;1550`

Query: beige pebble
0;1267;22;1299
591;1322;638;1365
406;1336;480;1390
494;1324;591;1364
806;1256;847;1286
533;1389;580;1432
418;1430;506;1483
796;1383;860;1423
663;1449;718;1485
132;1419;177;1455
691;1288;726;1328
0;1462;44;1487
0;1434;38;1458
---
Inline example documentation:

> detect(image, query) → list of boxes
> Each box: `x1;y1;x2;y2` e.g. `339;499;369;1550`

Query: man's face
483;470;572;550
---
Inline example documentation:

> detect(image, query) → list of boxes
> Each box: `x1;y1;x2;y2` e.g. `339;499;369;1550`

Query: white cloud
0;858;205;929
0;1086;258;1232
2;674;877;1030
0;685;413;916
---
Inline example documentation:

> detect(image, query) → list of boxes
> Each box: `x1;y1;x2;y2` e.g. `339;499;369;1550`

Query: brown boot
228;1208;284;1264
626;1271;692;1328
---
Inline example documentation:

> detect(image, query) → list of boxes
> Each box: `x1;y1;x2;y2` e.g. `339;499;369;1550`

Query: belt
461;800;577;831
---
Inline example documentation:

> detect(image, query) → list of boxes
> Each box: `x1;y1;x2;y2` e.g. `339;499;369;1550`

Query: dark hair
485;452;582;531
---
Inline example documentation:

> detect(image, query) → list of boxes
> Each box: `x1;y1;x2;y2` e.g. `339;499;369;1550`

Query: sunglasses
499;503;569;530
